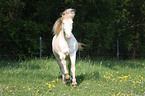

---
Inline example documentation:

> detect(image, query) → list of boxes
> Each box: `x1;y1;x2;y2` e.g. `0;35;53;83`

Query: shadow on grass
58;71;100;87
77;71;99;84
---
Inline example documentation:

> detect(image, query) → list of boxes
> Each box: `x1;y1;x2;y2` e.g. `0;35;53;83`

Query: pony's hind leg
70;52;77;87
53;52;66;83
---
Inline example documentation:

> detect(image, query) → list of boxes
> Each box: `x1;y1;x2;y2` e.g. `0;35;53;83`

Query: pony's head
61;8;75;19
53;8;75;39
61;9;75;39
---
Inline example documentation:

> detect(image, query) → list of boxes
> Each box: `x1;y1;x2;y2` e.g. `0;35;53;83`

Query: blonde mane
52;18;62;36
52;8;75;36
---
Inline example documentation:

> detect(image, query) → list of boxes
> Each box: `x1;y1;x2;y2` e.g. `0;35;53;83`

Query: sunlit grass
0;58;145;95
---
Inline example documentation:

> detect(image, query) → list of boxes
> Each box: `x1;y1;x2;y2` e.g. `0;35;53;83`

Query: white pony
52;9;82;87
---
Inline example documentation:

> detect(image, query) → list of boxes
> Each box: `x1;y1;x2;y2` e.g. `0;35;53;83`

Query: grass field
0;58;145;96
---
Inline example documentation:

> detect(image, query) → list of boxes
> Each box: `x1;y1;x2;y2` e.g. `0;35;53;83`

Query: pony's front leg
60;54;70;82
70;52;77;87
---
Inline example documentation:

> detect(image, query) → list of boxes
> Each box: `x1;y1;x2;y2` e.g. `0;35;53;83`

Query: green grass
0;58;145;96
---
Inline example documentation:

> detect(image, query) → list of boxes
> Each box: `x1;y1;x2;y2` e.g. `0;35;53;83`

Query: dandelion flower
52;85;56;88
36;89;39;93
52;80;55;82
117;92;121;95
121;93;125;95
46;83;49;85
48;84;51;88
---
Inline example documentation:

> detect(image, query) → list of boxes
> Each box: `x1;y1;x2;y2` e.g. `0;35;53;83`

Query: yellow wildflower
104;75;106;78
36;89;39;93
112;78;116;81
124;76;128;78
52;80;55;82
48;84;51;88
46;83;49;85
52;85;56;88
122;93;125;95
117;92;121;95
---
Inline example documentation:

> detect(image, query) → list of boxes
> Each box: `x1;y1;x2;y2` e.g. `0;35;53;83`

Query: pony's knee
71;64;75;72
61;59;66;65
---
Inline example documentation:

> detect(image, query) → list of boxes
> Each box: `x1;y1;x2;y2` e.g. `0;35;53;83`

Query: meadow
0;58;144;96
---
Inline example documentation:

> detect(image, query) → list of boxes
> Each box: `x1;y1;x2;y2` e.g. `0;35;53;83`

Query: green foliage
0;0;144;59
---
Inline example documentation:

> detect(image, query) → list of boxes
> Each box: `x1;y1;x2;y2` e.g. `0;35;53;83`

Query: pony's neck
59;28;66;40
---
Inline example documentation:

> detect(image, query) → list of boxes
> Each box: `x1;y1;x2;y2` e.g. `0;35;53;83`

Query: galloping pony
52;9;82;87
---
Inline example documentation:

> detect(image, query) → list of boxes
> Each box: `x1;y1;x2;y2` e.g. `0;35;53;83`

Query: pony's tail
78;43;86;51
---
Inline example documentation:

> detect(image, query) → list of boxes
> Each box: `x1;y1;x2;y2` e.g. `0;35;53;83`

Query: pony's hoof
66;79;71;82
65;74;70;80
72;84;77;87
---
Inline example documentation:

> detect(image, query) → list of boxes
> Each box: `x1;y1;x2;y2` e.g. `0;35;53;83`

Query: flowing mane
52;8;75;36
52;18;62;36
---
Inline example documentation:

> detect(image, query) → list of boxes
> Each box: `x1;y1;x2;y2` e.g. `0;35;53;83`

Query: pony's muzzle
66;34;72;39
